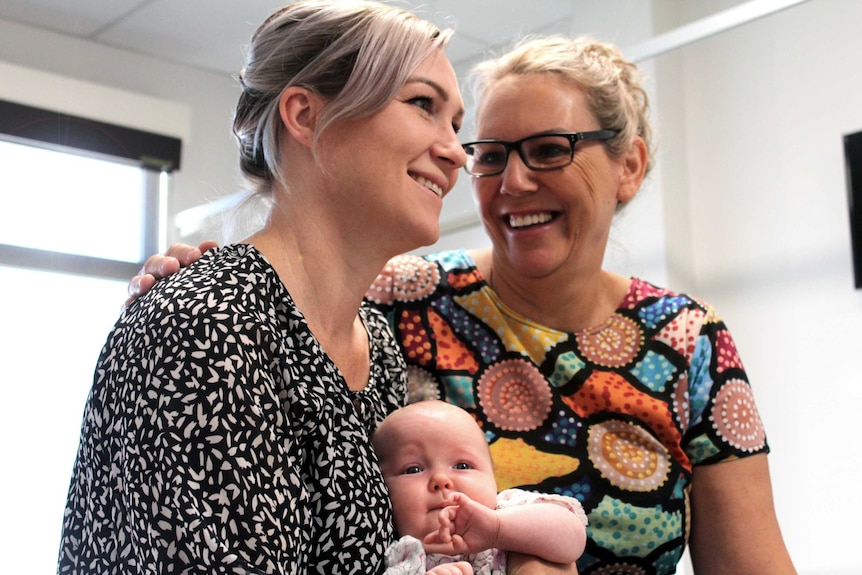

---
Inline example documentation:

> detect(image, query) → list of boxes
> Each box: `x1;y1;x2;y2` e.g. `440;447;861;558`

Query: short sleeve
496;488;589;526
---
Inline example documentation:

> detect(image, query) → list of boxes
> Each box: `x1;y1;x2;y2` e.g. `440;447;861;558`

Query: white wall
652;1;862;573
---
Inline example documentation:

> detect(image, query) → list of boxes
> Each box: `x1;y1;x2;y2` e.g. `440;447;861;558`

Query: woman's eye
532;143;570;160
453;462;472;470
477;150;505;167
408;96;434;112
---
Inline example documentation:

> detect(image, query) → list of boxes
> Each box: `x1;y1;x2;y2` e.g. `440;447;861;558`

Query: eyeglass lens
465;135;573;175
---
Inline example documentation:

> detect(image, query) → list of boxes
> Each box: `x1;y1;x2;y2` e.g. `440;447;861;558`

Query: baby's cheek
393;506;422;538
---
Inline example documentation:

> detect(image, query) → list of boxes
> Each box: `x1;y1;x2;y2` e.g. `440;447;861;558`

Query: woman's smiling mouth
412;174;443;197
508;212;555;229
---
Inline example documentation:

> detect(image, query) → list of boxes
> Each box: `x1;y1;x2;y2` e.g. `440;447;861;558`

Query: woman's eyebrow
406;77;465;122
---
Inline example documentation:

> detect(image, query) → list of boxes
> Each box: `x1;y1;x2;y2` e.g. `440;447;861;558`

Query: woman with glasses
129;35;796;574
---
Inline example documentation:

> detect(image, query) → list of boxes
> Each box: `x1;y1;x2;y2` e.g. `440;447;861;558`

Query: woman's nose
500;151;538;196
435;127;467;169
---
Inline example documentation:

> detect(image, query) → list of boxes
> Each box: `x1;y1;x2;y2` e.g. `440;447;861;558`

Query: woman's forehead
477;75;591;136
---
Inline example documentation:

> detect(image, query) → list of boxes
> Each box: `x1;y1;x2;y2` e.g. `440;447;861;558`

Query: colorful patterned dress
367;249;769;575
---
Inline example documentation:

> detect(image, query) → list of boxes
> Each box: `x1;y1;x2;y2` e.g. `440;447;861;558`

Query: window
0;100;181;573
0;98;181;278
0;140;156;263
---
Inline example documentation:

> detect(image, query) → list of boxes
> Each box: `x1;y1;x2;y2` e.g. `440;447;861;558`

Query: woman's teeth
509;212;553;228
414;175;442;197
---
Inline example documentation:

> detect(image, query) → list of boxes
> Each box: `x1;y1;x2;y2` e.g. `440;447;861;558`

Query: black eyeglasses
461;130;619;177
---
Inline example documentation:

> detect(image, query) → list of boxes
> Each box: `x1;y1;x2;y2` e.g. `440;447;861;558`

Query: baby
372;401;587;575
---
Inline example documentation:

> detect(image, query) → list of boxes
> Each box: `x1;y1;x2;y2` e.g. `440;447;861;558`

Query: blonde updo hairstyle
470;35;655;176
233;0;452;197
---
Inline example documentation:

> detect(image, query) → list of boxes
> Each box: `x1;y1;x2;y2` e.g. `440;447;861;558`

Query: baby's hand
423;492;499;556
424;562;473;575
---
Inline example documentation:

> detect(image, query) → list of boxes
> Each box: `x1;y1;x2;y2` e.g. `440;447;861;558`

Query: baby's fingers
425;561;473;575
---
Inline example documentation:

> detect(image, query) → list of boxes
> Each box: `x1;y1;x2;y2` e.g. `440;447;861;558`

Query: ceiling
0;0;592;78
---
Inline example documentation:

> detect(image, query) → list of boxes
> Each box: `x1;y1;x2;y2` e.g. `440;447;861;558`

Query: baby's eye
403;465;422;475
453;462;472;470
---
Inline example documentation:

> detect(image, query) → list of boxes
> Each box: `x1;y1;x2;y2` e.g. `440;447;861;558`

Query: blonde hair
471;35;654;175
233;0;453;196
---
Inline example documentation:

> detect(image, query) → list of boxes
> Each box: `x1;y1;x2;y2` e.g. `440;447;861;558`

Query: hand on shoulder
123;240;219;309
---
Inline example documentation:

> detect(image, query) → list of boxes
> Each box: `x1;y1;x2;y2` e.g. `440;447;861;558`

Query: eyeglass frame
461;130;619;177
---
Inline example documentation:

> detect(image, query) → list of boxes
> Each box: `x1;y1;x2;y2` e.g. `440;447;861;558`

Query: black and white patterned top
59;244;406;575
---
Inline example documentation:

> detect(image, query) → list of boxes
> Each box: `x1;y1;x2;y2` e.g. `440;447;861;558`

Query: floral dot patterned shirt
366;249;769;575
59;245;405;575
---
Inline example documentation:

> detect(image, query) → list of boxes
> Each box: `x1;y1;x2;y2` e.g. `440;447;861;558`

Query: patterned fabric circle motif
588;420;671;492
366;255;440;303
710;378;766;452
477;358;552;431
406;365;440;403
390;256;440;302
577;315;643;367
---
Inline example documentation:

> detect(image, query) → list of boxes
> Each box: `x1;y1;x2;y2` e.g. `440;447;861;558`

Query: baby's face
375;403;498;539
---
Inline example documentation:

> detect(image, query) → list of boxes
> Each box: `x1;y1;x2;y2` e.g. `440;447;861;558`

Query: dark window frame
0;100;179;279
